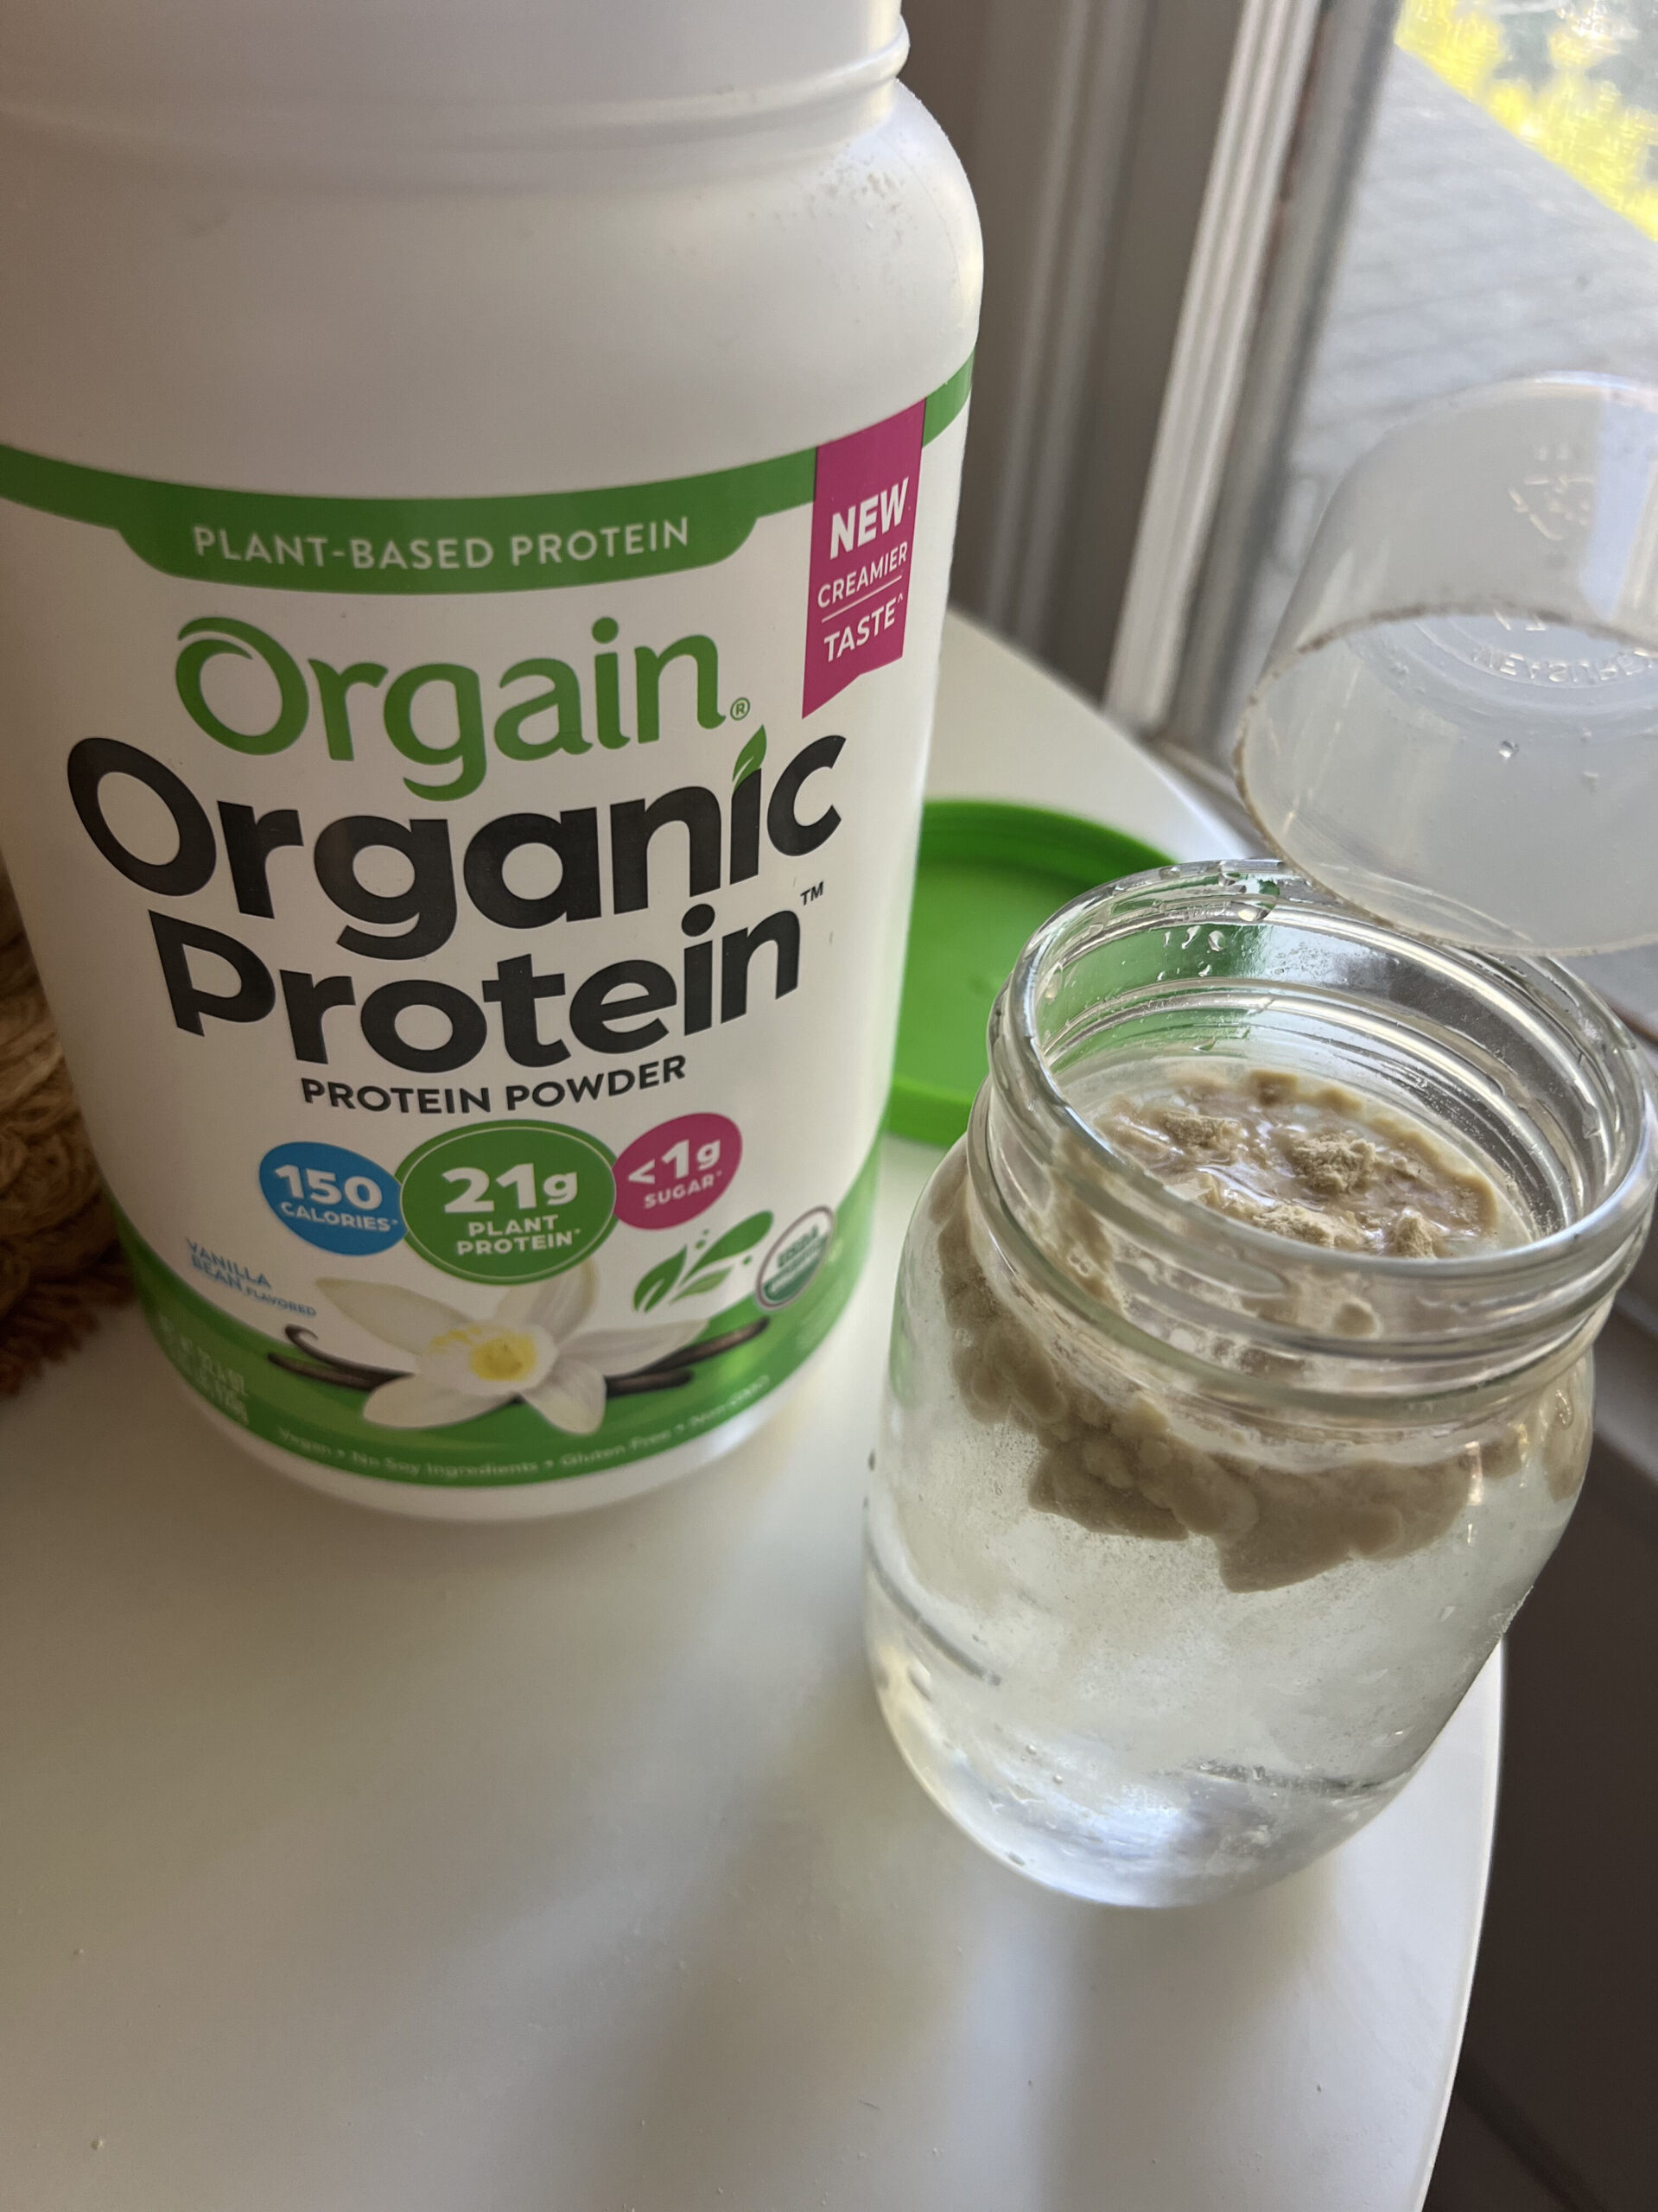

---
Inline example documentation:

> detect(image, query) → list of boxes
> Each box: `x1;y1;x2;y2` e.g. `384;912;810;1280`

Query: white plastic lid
0;0;905;129
1236;377;1658;956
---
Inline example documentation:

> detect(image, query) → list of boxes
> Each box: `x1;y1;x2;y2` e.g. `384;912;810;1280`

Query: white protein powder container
0;1;981;1516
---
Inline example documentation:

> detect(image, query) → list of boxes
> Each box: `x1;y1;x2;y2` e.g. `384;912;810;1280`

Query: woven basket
0;855;130;1394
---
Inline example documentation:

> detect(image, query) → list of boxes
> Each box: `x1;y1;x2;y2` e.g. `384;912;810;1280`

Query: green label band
0;359;971;597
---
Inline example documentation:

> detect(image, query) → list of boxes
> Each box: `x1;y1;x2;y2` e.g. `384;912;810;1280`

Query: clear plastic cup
1236;375;1658;956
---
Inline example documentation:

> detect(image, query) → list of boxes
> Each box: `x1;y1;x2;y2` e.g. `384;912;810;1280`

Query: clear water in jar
866;1070;1588;1906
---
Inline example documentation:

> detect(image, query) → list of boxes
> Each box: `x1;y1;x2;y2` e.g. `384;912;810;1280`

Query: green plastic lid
886;800;1170;1147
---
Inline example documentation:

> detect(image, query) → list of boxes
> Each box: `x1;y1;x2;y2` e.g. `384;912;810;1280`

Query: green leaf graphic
732;725;767;785
673;1266;731;1302
693;1211;773;1271
633;1248;686;1311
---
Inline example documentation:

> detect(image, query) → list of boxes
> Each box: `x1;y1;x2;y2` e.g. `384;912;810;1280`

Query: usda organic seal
757;1207;834;1309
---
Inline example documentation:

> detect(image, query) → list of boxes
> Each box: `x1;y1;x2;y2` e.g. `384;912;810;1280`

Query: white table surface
0;613;1499;2212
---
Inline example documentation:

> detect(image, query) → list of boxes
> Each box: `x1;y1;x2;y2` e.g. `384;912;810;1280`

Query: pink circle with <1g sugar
613;1113;743;1230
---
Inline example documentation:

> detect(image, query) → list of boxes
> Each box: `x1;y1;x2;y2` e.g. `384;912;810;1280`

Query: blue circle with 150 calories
258;1141;406;1256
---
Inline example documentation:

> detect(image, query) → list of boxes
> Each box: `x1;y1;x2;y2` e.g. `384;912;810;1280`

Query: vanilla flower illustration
315;1264;703;1433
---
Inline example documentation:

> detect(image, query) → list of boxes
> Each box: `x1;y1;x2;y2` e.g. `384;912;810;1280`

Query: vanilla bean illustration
268;1313;770;1400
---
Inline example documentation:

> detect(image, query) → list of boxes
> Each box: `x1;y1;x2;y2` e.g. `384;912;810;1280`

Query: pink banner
803;399;926;715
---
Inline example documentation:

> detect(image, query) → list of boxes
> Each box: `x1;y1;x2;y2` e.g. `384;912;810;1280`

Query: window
1172;0;1658;779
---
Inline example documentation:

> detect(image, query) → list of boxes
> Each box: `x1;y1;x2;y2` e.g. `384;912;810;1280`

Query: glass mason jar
866;863;1658;1906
